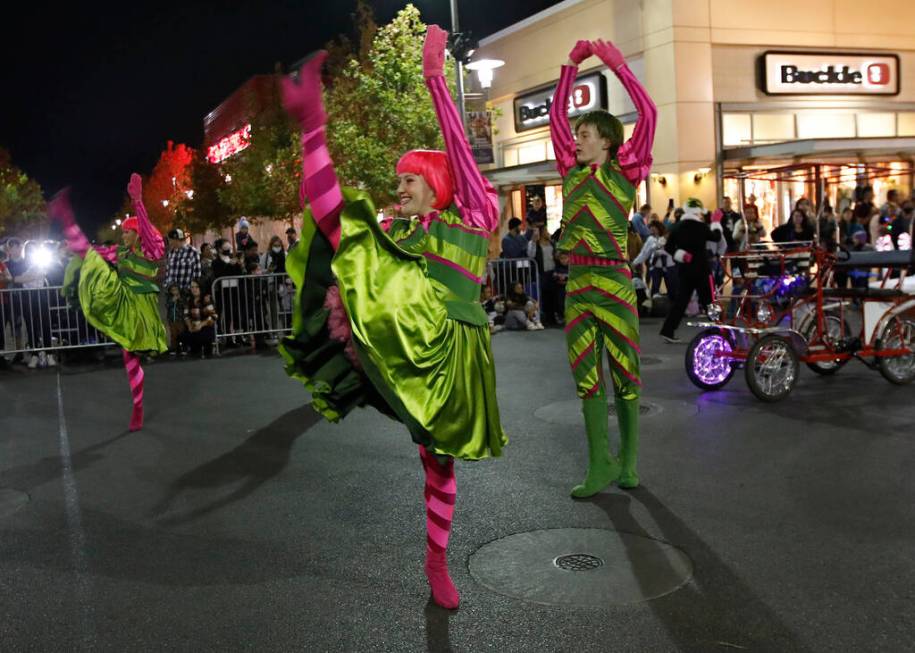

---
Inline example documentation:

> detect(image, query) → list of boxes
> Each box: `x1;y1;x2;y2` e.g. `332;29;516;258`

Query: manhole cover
469;528;692;607
640;356;664;366
0;488;29;518
535;399;662;425
555;553;604;571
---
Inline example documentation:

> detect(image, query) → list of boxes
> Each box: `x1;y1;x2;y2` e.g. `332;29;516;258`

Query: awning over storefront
722;137;915;167
481;161;559;186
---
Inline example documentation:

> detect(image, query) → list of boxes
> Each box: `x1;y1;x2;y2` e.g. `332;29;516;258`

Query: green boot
615;396;640;489
571;395;621;498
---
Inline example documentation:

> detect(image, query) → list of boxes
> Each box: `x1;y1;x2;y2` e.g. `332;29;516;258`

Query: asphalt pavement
1;319;914;652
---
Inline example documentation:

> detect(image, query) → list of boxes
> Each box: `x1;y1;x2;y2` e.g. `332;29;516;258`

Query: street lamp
466;59;505;89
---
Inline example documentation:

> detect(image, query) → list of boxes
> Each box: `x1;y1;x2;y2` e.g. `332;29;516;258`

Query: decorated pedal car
684;241;915;402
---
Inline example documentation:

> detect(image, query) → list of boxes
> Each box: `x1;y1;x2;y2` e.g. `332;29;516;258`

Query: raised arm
549;41;593;178
592;39;657;186
127;174;165;260
283;51;344;250
423;26;498;233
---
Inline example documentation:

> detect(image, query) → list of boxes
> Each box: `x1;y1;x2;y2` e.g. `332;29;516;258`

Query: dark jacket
664;215;722;272
771;221;815;243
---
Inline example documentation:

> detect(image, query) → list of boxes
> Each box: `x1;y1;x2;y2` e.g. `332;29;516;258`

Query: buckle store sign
761;51;899;95
514;72;607;132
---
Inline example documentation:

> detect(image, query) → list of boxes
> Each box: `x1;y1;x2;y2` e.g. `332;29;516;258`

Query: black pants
660;263;714;338
179;326;215;355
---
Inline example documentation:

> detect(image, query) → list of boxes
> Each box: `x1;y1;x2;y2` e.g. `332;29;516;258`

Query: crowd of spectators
485;186;915;339
1;220;301;369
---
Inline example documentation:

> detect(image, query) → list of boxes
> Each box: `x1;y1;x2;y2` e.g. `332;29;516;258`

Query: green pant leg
612;373;640;489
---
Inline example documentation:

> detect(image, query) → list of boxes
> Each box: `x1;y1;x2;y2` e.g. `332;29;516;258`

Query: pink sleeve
94;245;119;264
300;127;344;250
133;198;165;260
549;65;579;178
425;75;499;233
612;64;657;186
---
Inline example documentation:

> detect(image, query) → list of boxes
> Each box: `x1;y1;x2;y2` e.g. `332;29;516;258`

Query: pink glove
568;40;592;65
127;173;143;203
592;38;626;70
282;51;328;132
48;189;76;227
711;209;723;224
683;252;694;263
423;25;448;78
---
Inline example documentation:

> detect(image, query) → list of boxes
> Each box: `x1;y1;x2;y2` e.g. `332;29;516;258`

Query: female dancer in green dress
280;26;506;609
49;175;168;431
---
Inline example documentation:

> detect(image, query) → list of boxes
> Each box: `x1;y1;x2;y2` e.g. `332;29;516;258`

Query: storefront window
796;112;856;139
518;141;548;165
722;113;751;146
752;113;794;143
856;113;895;138
544;185;563;234
896;112;915;137
503;146;519;168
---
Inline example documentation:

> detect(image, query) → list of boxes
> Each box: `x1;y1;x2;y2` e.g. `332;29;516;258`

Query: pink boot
419;446;460;609
123;350;145;431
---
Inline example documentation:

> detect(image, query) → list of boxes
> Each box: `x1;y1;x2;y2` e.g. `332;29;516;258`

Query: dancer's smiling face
122;229;139;248
397;173;437;217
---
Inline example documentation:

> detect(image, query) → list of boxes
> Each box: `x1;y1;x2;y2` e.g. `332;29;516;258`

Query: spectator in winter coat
733;208;767;249
771;210;815;243
631;220;677;302
235;218;258;252
659;198;723;342
500;218;528;258
261;235;287;274
630;203;651;240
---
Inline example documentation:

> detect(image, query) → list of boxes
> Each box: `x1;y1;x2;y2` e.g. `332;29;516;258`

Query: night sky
0;1;562;229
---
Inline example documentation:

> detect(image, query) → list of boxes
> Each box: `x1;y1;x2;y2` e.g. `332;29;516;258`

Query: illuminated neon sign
207;124;252;163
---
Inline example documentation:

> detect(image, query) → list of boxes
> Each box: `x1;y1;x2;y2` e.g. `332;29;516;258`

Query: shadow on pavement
0;429;133;491
590;488;808;652
151;404;321;525
424;600;454;652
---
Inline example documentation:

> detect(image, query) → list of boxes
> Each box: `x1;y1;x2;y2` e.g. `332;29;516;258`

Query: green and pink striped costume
550;60;657;400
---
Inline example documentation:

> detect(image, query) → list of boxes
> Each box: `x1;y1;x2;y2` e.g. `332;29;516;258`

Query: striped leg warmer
419;445;459;609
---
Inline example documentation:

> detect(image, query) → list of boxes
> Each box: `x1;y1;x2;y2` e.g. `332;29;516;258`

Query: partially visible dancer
49;175;168;431
550;37;656;495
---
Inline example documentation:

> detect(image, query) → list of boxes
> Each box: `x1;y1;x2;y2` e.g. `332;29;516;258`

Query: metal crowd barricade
210;272;294;353
0;285;113;356
486;257;542;305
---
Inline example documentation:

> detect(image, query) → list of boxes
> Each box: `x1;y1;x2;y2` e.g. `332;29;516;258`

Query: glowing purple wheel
686;329;736;390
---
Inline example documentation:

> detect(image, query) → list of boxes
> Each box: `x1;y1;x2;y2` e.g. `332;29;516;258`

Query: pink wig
395;150;454;211
121;216;139;232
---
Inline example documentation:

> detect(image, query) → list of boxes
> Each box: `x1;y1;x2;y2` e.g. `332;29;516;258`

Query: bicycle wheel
685;328;736;390
877;317;915;385
745;334;799;402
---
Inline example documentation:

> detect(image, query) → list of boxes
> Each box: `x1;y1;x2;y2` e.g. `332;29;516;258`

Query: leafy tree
143;141;195;232
182;151;234;234
0;148;46;238
206;3;456;225
217;91;302;223
324;3;455;207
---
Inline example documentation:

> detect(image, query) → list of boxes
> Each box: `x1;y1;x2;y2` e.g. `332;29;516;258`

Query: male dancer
549;39;657;495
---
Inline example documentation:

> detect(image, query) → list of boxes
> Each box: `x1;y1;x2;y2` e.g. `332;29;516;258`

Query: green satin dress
280;188;506;461
75;246;168;354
